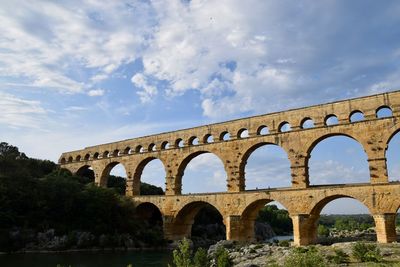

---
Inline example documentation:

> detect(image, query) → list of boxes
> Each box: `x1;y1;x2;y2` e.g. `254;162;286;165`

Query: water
266;235;293;242
0;250;172;267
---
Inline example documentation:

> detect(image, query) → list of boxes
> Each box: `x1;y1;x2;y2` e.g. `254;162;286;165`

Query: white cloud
131;73;158;103
87;89;105;97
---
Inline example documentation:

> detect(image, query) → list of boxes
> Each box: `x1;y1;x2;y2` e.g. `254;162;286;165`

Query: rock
254;222;275;241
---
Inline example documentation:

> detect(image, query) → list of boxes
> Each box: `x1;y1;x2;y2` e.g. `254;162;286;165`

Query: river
0;250;172;267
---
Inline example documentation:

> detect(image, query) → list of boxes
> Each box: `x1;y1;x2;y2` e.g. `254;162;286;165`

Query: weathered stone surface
59;90;400;246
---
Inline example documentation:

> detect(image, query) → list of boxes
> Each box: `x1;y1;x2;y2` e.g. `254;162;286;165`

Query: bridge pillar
225;215;253;241
373;213;397;243
288;152;310;188
368;157;388;184
363;134;388;184
291;214;318;246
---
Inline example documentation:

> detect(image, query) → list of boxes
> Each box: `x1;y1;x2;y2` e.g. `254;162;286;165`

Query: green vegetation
317;224;330;237
352;242;382;263
282;246;326;267
0;142;165;252
319;214;374;231
256;204;293;235
326;249;349;264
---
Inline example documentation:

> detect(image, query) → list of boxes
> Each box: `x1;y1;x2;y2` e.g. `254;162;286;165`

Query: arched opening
376;106;393;118
76;165;95;184
60;157;66;164
102;151;110;158
314;196;375;244
84;153;90;161
386;130;400;182
189;136;199;145
325;114;339;126
257;125;269;135
76;155;81;162
112;149;119;157
241;143;291;190
135;145;144;153
350;110;365;122
148;143;156;152
240;200;292;242
301;118;314;129
68;156;73;163
93;152;99;159
237;128;249;138
177;152;226;194
100;162;128;194
220;131;230;141
161;141;170;150
139;158;166;195
279;122;291;132
175;138;184;148
124;147;131;154
203;134;214;143
175;201;225;245
308;135;369;185
135;203;163;243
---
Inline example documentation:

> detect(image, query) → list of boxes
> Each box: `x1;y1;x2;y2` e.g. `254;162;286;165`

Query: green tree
169;238;193;267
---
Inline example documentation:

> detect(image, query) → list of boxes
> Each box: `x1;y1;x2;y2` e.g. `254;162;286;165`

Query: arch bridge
60;90;400;246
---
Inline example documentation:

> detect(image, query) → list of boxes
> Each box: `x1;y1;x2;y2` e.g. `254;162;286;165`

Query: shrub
214;246;232;267
283;247;326;267
317;225;330;237
352;242;382;263
169;238;193;267
193;247;209;267
327;248;349;264
278;240;290;247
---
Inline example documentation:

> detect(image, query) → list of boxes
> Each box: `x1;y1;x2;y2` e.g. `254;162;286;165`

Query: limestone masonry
60;90;400;246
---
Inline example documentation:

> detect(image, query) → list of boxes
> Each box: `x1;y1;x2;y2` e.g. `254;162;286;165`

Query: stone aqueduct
60;91;400;246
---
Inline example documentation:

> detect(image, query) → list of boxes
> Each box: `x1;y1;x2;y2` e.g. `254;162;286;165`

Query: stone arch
220;131;230;141
76;164;95;182
310;194;372;216
136;202;163;224
124;146;131;154
135;145;144;153
307;133;369;185
175;151;226;194
99;161;128;188
173;201;225;239
76;155;81;161
239;142;291;190
60;157;66;164
301;117;314;129
203;134;214;143
278;121;291;132
349;110;365;122
237;128;249;139
132;156;167;195
238;198;292;241
68;156;73;163
376;105;393;118
324;114;339;126
257;125;269;135
161;141;170;150
102;150;110;158
112;149;119;157
84;153;90;161
93;152;99;159
385;128;400;182
188;136;199;145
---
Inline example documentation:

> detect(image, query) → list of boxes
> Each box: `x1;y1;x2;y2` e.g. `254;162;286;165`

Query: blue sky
1;0;400;214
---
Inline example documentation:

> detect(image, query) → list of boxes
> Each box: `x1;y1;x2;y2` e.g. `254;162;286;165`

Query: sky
1;0;400;214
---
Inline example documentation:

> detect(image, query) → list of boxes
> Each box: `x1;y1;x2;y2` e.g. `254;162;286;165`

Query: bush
283;247;326;267
193;247;209;267
317;225;330;237
327;248;349;264
215;246;232;267
352;242;382;263
278;240;290;247
169;238;193;267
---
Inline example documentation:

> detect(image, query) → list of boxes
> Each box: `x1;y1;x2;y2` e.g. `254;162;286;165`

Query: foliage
256;205;293;235
352;242;382;262
283;246;326;267
326;248;349;264
214;246;232;267
278;240;290;247
106;175;164;196
319;214;373;231
193;247;209;267
317;224;330;237
169;238;193;267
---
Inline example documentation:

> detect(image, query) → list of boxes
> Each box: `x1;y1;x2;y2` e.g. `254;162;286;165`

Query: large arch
133;157;167;195
386;129;400;182
135;202;163;225
239;199;292;241
175;151;226;194
99;161;128;189
307;134;369;185
240;142;291;190
76;164;95;183
173;201;225;240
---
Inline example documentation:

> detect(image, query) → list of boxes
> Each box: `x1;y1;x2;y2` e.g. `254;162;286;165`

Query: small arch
325;114;339;126
257;125;269;135
76;155;81;162
135;145;144;153
189;136;199;145
112;149;119;157
124;146;131;155
349;110;365;122
203;134;214;143
161;141;170;150
102;151;110;158
237;128;249;139
301;118;315;129
60;158;66;164
84;154;90;161
220;131;230;141
68;156;73;163
175;138;184;148
93;152;99;159
148;143;156;152
278;121;291;132
376;106;393;118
